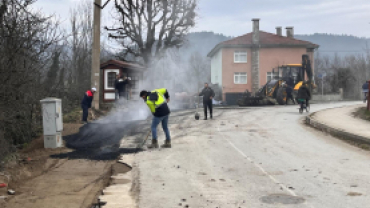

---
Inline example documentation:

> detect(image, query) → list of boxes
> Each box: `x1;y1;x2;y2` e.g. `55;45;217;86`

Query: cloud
34;0;370;37
34;0;114;27
192;0;370;37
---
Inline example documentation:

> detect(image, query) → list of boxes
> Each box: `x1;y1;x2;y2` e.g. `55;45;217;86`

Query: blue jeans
151;115;171;141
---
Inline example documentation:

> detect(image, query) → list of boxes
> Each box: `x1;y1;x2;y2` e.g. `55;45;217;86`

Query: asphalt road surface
135;102;370;208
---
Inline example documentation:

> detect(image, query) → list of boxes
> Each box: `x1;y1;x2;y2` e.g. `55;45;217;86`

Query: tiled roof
100;59;145;70
208;31;319;57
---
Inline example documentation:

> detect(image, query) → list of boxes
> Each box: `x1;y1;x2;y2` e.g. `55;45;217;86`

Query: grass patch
62;107;109;124
63;107;82;123
352;107;370;122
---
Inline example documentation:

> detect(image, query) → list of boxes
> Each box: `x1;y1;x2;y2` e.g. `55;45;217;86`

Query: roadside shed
100;60;144;105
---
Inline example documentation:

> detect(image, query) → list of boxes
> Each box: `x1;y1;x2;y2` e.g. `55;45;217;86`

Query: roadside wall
312;94;342;102
306;113;370;145
312;89;343;102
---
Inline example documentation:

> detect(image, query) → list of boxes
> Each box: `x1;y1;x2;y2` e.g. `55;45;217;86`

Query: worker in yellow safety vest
140;88;171;148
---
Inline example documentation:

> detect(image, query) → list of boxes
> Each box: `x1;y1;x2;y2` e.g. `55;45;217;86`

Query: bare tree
314;53;369;100
51;0;95;111
106;0;197;66
189;51;209;92
0;0;63;150
68;0;93;87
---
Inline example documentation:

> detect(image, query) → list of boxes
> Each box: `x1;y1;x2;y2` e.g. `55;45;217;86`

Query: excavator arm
302;54;313;82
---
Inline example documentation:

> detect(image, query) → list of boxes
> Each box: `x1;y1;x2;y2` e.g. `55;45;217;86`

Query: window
267;72;279;82
234;72;247;84
107;72;117;88
234;51;247;63
129;76;139;89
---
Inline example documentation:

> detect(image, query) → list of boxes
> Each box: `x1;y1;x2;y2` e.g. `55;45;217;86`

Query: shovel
136;130;152;150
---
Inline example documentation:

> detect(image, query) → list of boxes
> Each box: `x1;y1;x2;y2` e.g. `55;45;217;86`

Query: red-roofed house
207;19;319;104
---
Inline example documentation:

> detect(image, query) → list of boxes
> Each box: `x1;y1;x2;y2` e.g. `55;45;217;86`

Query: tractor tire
276;87;287;105
237;99;245;106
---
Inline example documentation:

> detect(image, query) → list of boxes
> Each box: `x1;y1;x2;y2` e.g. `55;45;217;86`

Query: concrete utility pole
91;0;102;109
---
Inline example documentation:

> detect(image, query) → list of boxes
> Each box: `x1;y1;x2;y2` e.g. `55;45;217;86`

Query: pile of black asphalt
55;109;150;161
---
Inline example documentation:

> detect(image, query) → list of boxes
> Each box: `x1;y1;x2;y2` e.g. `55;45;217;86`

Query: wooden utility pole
91;0;102;109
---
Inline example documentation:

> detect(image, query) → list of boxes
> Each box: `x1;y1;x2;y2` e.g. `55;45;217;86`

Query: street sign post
318;72;327;97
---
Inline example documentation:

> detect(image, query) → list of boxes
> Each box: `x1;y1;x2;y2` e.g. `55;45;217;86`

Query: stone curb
305;113;370;145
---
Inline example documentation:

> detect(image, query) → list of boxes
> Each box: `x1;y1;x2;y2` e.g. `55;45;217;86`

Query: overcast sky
35;0;370;38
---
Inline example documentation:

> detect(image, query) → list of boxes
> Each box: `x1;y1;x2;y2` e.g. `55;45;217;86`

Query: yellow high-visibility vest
146;88;167;114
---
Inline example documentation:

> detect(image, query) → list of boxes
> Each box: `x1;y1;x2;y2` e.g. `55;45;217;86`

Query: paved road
135;102;370;208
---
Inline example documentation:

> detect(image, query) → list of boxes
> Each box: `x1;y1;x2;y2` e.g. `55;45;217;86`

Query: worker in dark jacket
285;84;295;105
115;75;130;100
286;77;294;88
81;87;96;124
140;88;171;148
199;83;215;120
297;82;311;107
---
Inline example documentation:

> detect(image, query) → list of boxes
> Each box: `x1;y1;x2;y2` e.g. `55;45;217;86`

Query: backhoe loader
238;55;315;106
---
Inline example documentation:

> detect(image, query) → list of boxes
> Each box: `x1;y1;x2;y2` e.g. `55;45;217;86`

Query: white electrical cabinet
40;98;64;148
44;132;63;148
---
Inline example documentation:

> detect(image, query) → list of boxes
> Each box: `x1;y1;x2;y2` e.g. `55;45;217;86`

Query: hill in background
182;32;370;59
296;33;370;57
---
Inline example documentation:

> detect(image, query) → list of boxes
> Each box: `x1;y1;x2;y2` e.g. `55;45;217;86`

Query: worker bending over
140;88;171;148
81;87;96;124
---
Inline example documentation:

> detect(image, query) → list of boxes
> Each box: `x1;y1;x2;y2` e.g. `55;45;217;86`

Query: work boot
147;139;159;148
161;140;172;148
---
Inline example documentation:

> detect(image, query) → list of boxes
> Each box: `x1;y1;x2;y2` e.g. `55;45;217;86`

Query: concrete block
104;184;131;191
111;174;131;180
103;186;131;194
102;204;135;208
118;155;134;168
99;194;134;204
103;188;130;195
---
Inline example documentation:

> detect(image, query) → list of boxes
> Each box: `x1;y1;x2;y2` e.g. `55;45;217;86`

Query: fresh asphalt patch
53;109;194;161
53;119;149;161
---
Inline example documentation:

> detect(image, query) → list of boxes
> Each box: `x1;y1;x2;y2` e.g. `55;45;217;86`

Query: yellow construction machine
238;55;316;106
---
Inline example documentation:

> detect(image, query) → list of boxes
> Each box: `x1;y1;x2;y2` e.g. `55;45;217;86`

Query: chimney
286;27;294;38
276;27;282;36
252;18;260;44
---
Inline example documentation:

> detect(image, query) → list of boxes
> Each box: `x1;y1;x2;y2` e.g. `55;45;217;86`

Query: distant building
207;19;319;104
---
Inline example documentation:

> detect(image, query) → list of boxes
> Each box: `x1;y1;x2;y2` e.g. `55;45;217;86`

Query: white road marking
217;126;315;208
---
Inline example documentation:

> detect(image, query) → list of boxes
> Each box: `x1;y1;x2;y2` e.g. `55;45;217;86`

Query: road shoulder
306;104;370;148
